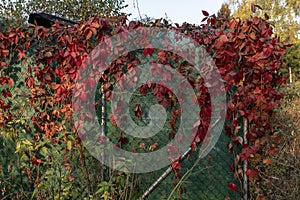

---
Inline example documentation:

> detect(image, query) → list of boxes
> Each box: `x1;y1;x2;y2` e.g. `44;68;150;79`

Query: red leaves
240;145;259;161
8;32;16;38
86;30;93;40
256;195;267;200
270;135;282;144
25;77;34;88
172;109;181;121
220;34;229;43
201;17;208;22
246;168;259;179
139;142;146;150
1;49;9;57
264;13;270;20
251;3;263;13
170;157;182;170
233;136;243;145
0;61;7;68
1;90;12;98
70;51;77;58
228;20;236;30
251;4;256;13
228;182;238;192
171;161;182;170
149;143;158;151
0;101;10;111
214;34;229;48
118;137;128;145
0;77;7;85
30;156;42;166
0;15;286;193
109;114;118;127
202;10;209;17
18;49;26;61
143;46;154;57
102;82;112;91
135;104;142;118
67;67;78;80
190;142;197;151
91;22;100;29
156;50;170;64
267;147;279;156
263;158;272;165
168;143;179;155
0;77;13;86
53;83;68;101
79;92;87;102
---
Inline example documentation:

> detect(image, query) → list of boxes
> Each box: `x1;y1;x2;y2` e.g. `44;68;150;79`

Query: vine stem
167;149;206;200
139;118;221;200
139;148;190;200
58;165;62;200
167;117;221;200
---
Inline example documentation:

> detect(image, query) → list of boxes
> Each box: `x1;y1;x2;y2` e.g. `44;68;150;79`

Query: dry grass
250;82;300;200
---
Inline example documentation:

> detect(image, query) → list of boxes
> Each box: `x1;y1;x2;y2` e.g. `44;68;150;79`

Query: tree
229;0;299;41
0;16;11;31
228;0;300;80
216;2;232;27
282;41;300;82
217;2;231;22
0;0;128;26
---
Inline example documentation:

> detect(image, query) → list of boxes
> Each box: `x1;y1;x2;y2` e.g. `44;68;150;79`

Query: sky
123;0;227;24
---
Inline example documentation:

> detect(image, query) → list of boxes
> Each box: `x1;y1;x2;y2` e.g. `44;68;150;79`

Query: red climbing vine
0;12;287;197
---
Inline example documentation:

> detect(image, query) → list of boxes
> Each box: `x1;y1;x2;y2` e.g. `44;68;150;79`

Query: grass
250;81;300;199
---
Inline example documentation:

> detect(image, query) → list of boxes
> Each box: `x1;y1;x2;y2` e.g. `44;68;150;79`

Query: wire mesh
98;80;244;200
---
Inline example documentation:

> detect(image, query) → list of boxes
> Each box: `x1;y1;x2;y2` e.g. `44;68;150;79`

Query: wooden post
289;67;293;84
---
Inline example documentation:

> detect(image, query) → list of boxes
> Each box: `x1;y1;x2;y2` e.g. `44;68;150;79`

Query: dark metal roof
28;12;79;28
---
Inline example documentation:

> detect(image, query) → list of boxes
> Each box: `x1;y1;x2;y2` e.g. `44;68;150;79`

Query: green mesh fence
99;82;245;200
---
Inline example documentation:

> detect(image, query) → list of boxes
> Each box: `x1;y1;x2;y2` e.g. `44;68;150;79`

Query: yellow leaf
139;143;146;150
22;139;32;146
15;142;21;153
91;22;100;28
79;24;86;31
67;140;72;150
90;27;97;35
149;143;158;151
41;147;48;155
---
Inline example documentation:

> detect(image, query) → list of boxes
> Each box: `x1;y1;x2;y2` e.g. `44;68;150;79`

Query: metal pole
138;118;221;200
101;87;106;181
243;119;248;200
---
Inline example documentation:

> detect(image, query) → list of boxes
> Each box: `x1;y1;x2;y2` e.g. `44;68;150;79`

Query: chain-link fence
97;79;245;200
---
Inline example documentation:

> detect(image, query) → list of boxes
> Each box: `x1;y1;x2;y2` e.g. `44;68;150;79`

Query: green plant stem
167;151;205;200
58;165;62;200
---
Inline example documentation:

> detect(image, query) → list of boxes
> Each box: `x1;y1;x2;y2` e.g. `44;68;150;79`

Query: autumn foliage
0;12;287;197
